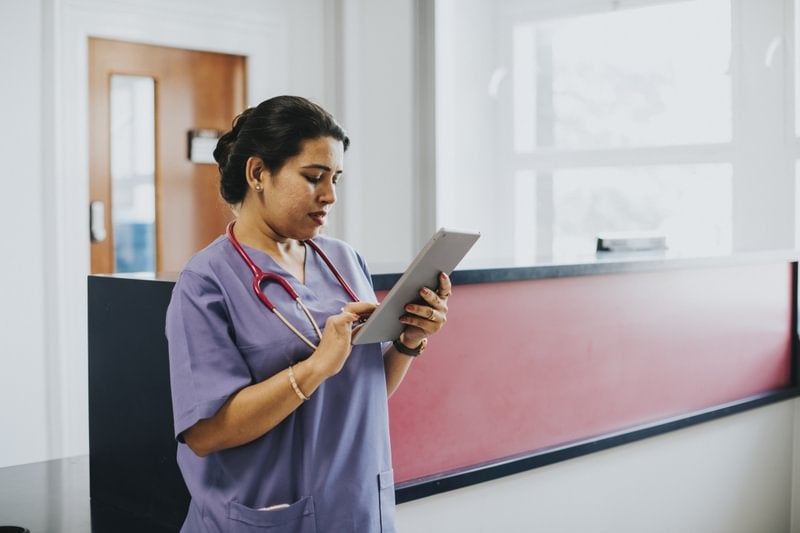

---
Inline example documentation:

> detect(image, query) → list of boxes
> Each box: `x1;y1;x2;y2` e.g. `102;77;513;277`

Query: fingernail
406;305;414;311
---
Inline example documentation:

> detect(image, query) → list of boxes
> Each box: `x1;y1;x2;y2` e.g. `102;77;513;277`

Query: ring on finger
428;308;436;321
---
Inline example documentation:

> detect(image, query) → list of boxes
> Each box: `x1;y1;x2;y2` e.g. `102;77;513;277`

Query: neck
234;213;296;254
232;218;306;282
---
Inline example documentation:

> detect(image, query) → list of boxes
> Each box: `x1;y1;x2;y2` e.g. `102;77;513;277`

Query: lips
309;211;327;226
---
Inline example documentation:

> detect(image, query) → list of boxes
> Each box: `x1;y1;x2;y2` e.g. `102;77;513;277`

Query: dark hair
213;95;350;204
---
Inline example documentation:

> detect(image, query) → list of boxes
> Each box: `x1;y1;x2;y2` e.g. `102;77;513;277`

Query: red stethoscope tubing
225;221;359;350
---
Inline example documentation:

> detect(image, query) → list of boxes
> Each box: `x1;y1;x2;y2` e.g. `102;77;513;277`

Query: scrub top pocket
226;496;316;532
378;469;397;533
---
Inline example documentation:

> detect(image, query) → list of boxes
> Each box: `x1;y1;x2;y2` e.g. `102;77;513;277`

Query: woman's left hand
398;272;452;347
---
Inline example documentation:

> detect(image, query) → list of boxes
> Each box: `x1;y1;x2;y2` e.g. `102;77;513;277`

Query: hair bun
213;107;255;170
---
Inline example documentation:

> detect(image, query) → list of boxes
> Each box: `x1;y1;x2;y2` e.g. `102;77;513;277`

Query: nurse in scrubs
166;95;451;532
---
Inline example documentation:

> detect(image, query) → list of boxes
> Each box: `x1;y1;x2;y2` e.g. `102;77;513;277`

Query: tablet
352;227;480;345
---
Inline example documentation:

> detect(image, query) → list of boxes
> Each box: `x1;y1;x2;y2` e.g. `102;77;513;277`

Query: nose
318;177;337;205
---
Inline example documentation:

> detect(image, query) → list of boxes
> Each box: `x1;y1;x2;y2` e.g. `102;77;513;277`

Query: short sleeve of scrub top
168;269;253;438
166;235;397;533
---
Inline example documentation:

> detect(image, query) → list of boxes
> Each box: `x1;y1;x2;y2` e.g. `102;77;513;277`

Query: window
513;2;731;151
436;0;792;264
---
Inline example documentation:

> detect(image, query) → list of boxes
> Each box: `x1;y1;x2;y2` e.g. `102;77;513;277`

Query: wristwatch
392;335;428;356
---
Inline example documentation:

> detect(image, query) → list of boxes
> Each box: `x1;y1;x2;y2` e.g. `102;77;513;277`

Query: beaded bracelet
287;365;310;401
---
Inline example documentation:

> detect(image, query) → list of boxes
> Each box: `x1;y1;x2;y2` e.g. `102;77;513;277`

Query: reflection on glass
513;0;732;151
110;75;156;273
550;164;732;257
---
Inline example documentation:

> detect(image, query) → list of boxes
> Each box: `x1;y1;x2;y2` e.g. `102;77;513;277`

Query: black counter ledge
95;248;800;290
371;248;800;290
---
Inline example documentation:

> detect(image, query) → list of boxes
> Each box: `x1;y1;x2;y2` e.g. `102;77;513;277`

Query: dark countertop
0;456;90;532
0;456;178;533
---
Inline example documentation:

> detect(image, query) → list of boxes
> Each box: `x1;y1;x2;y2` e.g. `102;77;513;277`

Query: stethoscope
226;220;360;351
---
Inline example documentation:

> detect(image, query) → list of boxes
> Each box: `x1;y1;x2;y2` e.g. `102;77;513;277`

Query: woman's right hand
313;301;378;377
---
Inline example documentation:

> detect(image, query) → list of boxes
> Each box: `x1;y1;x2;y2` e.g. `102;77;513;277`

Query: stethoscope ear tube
272;304;320;351
304;239;360;303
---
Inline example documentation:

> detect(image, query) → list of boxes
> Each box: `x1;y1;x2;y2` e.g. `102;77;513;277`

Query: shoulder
167;235;240;324
173;235;240;296
182;235;230;275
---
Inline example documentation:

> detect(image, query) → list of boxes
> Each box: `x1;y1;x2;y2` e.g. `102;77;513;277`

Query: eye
303;174;323;184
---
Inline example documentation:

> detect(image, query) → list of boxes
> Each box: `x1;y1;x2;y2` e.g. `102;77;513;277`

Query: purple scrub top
166;234;396;532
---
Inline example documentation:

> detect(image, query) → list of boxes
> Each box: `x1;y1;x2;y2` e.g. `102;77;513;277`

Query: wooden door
89;38;246;274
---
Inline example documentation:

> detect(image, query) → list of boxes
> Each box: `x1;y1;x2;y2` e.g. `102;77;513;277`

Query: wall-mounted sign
187;129;221;164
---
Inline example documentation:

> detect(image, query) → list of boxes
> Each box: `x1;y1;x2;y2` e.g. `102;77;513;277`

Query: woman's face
253;136;344;242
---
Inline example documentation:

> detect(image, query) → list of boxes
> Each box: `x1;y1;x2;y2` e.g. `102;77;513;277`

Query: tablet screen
352;228;480;345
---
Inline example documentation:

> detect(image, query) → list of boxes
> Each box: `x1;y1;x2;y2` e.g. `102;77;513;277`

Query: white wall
397;400;799;533
435;0;511;264
334;0;418;265
0;0;49;467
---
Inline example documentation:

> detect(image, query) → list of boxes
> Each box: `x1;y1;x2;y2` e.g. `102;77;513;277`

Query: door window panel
110;75;156;273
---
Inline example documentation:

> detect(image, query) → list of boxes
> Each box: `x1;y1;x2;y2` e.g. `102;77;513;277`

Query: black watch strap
392;337;427;356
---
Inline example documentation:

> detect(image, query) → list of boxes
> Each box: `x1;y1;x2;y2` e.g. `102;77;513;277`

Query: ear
245;156;268;192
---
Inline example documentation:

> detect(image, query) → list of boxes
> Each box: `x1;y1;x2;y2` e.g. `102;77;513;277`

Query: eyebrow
301;164;343;174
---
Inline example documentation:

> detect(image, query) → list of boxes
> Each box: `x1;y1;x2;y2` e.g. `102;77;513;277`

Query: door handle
90;201;107;242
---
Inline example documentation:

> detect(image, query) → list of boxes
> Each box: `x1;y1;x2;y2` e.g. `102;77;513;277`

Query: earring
254;184;263;192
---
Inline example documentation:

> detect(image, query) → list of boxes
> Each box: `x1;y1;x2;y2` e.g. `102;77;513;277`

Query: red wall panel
387;263;793;483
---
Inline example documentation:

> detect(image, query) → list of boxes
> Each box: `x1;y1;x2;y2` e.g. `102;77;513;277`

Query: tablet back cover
353;228;480;345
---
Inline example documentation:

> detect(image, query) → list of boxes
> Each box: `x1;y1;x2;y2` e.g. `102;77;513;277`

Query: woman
166;95;450;532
